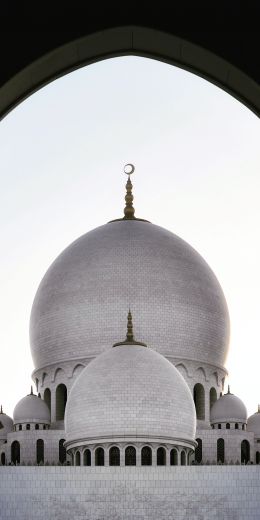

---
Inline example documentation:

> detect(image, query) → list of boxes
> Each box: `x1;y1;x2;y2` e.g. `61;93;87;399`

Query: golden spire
123;164;135;220
109;163;150;224
126;309;134;342
113;310;147;348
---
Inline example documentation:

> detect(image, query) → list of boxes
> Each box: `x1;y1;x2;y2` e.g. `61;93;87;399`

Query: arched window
109;447;120;466
36;439;44;464
35;424;39;430
241;440;250;464
235;423;239;430
170;449;178;466
56;384;67;421
75;451;81;466
125;446;136;466
210;387;217;409
1;453;5;465
83;449;91;466
217;438;225;463
19;424;22;431
181;451;186;465
195;438;202;463
44;388;51;414
226;423;230;429
95;447;104;466
26;424;30;430
242;424;245;431
218;424;221;429
43;425;46;430
59;439;66;464
256;451;260;464
11;441;20;464
141;446;152;466
71;453;74;466
157;447;166;466
193;384;205;420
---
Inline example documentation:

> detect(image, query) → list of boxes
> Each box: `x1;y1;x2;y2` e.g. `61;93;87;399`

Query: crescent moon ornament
124;163;135;175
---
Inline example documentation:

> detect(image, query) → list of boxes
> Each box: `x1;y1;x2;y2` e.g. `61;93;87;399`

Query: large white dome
65;343;196;444
30;219;230;370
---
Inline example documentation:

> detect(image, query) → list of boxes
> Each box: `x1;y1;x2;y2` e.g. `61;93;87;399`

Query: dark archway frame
0;27;259;122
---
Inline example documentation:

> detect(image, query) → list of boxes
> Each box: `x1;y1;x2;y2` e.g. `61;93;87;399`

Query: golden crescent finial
124;163;135;175
123;164;135;219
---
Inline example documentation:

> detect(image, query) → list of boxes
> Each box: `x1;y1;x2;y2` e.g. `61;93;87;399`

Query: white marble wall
0;430;66;465
194;429;255;464
0;466;259;519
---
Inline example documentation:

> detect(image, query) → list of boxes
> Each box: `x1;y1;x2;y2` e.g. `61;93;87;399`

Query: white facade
1;466;260;520
0;184;259;518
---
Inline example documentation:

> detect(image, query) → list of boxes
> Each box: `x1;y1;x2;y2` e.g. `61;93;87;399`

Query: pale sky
0;56;259;418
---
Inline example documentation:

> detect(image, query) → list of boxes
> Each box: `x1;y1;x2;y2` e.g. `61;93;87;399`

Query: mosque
0;164;260;519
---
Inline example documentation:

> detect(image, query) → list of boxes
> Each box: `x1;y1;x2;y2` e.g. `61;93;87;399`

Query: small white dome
247;407;260;437
210;391;247;424
13;393;50;425
0;408;13;439
65;341;196;445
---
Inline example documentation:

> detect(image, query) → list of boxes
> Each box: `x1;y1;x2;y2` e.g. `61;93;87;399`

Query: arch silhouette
170;449;178;466
55;384;67;421
59;439;66;464
36;439;44;464
95;447;104;466
83;449;91;466
44;388;51;413
11;441;20;464
109;446;120;466
193;383;205;420
141;446;152;466
0;27;258;123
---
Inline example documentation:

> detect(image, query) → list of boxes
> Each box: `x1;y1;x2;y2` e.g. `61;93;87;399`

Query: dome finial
258;404;260;413
30;386;34;395
0;405;3;414
113;310;147;348
126;308;134;342
227;385;231;394
123;164;135;220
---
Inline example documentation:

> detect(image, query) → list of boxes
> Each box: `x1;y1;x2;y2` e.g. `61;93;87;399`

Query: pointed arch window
59;439;66;464
36;439;44;464
83;449;91;466
193;384;205;420
95;447;104;466
125;446;136;466
241;440;250;464
141;446;152;466
157;447;166;466
75;451;81;466
109;447;120;466
195;439;202;463
217;438;225;463
170;449;178;466
11;441;20;464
